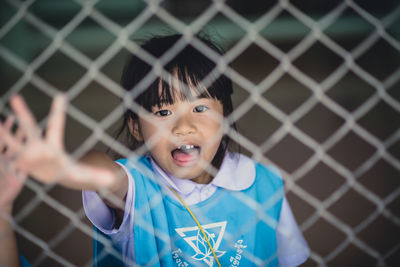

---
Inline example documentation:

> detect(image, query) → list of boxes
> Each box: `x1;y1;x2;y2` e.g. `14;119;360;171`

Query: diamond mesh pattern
1;0;399;266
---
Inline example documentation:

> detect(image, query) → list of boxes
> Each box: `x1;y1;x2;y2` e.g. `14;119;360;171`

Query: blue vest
93;156;283;267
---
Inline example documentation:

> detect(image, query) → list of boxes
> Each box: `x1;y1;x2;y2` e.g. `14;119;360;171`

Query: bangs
137;66;219;111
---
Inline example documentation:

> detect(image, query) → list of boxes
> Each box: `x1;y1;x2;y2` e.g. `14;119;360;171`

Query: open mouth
171;144;201;166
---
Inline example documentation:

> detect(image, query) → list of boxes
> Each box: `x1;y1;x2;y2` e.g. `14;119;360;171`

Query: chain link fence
1;0;400;266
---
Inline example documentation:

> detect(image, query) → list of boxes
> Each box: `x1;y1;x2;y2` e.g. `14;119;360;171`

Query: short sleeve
276;196;310;267
82;162;135;241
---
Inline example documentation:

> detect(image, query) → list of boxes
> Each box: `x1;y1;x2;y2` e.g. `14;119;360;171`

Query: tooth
180;145;194;150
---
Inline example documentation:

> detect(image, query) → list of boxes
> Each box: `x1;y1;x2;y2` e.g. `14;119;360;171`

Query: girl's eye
154;110;172;116
193;105;209;113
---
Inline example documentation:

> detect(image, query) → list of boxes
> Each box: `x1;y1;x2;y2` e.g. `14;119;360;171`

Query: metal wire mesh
1;0;400;266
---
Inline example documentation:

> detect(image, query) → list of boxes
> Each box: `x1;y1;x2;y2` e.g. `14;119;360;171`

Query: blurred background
1;0;400;266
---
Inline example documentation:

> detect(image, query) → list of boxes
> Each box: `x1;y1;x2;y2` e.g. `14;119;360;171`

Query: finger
0;166;26;208
4;115;15;130
3;127;25;158
46;94;66;147
10;94;39;138
0;122;22;156
0;116;15;154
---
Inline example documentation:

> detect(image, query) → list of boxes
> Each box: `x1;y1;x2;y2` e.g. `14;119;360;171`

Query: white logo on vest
175;221;227;267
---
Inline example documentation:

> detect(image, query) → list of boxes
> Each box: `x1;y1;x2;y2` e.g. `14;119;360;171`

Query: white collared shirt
83;153;310;266
150;153;255;205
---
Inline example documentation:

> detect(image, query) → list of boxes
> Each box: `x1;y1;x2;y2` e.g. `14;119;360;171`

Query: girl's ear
128;118;143;141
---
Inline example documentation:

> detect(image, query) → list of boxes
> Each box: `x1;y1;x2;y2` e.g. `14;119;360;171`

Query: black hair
116;34;236;170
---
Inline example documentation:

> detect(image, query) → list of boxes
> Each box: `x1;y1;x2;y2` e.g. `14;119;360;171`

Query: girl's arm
80;151;129;223
0;95;128;204
0;205;20;267
0;116;26;267
0;206;19;267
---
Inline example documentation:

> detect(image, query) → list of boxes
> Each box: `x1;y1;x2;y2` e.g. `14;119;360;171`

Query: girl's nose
172;113;196;136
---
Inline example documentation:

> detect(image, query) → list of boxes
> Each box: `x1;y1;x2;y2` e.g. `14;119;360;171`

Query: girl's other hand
0;94;69;185
0;116;26;213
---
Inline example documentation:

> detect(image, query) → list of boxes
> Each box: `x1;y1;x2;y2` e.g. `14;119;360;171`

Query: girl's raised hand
0;95;117;192
5;94;67;184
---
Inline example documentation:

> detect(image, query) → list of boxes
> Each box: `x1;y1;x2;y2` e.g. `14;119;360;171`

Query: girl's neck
190;173;213;184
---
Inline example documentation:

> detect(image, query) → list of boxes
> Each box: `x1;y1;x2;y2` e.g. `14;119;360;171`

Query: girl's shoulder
254;161;282;180
253;161;284;191
230;152;282;179
224;152;283;190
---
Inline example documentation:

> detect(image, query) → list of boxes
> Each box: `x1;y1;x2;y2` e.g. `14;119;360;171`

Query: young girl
1;34;309;266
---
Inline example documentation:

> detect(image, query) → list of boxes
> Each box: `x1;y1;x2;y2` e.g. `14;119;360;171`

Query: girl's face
136;95;224;184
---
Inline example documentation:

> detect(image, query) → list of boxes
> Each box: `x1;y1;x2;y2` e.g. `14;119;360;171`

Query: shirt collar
148;153;255;195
